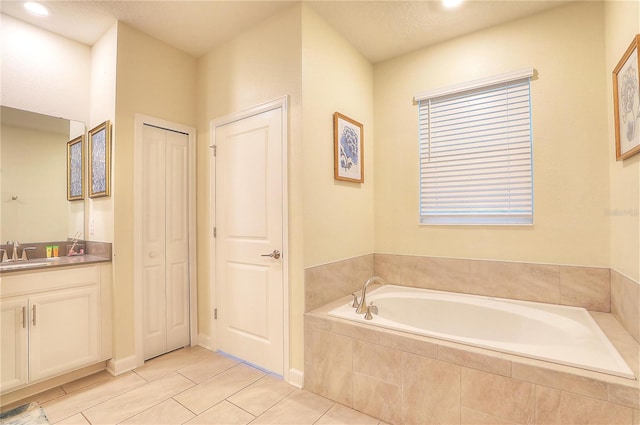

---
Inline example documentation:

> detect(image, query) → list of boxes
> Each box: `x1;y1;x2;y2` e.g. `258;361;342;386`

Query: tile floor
5;346;385;425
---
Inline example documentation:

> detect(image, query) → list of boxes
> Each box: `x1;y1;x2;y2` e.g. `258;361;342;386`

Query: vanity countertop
0;254;111;274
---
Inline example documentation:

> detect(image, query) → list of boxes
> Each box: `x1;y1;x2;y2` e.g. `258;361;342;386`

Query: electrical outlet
89;219;95;235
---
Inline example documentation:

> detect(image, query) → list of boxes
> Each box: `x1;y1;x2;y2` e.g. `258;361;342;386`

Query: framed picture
88;120;111;198
67;135;84;200
613;34;640;161
333;112;364;183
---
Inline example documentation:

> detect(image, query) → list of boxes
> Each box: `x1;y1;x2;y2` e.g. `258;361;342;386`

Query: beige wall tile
353;340;402;385
375;254;470;293
305;255;374;312
535;386;633;425
609;383;640;410
511;363;608;401
401;353;461;425
331;318;380;345
468;260;560;304
353;373;401;425
438;345;511;377
560;266;610;312
461;368;535;424
461;407;516;425
304;328;353;406
377;329;438;359
611;270;640;343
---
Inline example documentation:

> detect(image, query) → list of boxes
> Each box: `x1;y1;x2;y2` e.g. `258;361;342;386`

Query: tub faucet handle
350;293;360;309
364;304;374;320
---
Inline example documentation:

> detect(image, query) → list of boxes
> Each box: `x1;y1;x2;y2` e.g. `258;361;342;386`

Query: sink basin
0;259;59;271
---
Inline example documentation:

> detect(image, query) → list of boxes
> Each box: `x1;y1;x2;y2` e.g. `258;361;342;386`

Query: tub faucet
356;276;386;314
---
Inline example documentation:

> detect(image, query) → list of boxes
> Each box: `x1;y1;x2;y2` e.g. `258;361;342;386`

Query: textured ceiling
0;0;569;63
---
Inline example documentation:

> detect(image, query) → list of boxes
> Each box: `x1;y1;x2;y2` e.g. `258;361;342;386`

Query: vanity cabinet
0;264;110;394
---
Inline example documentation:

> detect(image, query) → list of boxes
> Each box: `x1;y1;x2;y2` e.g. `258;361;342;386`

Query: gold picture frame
88;120;111;198
67;135;84;201
613;34;640;161
333;112;364;183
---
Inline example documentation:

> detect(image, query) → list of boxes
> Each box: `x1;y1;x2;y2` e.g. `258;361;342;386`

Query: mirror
1;106;85;243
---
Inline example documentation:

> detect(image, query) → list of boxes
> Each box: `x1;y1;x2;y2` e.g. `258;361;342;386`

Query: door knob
261;250;281;260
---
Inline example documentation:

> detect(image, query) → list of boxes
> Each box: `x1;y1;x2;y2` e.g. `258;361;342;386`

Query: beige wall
605;1;640;283
373;2;611;268
301;5;375;268
195;5;303;368
112;23;197;361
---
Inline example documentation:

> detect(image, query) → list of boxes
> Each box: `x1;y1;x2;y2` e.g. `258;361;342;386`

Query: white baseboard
288;368;304;388
198;333;213;351
106;355;138;376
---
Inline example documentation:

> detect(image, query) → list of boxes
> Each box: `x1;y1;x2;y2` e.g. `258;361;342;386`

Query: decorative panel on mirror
1;106;85;243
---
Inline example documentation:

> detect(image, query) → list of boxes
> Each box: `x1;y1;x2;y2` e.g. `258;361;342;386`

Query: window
415;68;534;225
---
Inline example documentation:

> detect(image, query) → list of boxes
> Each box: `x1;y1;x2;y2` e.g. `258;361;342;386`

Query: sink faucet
6;240;19;261
355;276;386;314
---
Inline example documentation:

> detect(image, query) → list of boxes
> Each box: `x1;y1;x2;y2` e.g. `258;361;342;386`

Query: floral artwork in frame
67;135;84;201
333;112;364;183
88;120;111;198
613;34;640;161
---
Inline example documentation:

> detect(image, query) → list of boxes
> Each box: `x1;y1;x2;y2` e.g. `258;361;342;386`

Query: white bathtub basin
329;284;635;379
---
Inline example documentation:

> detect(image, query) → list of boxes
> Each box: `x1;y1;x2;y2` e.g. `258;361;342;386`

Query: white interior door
142;124;190;360
214;106;284;375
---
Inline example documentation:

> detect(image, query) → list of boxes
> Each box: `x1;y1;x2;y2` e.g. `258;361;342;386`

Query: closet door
142;125;189;360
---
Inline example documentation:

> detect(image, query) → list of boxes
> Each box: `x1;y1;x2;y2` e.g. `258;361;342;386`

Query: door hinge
212;145;217;156
214;308;217;320
213;227;216;238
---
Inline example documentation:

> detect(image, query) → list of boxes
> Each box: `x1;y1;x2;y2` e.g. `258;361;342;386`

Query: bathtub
328;284;635;379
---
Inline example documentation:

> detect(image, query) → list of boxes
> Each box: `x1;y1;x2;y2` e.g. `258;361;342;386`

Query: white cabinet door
29;286;100;382
0;298;29;392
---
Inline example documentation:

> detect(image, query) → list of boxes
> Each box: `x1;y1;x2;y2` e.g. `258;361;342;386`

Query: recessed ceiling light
442;0;464;9
24;2;49;17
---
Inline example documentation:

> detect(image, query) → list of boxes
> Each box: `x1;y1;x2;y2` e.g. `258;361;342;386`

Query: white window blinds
416;69;534;225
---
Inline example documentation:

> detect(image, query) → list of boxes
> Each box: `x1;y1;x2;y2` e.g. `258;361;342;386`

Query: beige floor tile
83;373;194;424
174;363;265;414
184;401;255;425
119;399;196;424
226;374;296;417
177;352;240;384
54;413;90;424
61;371;117;394
3;385;67;411
315;403;380;425
43;372;147;423
134;346;214;382
251;389;333;424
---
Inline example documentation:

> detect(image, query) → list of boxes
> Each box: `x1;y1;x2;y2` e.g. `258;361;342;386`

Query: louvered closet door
142;125;190;360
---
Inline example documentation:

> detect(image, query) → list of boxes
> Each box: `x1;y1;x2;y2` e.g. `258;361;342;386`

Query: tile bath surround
305;296;639;425
304;253;640;424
